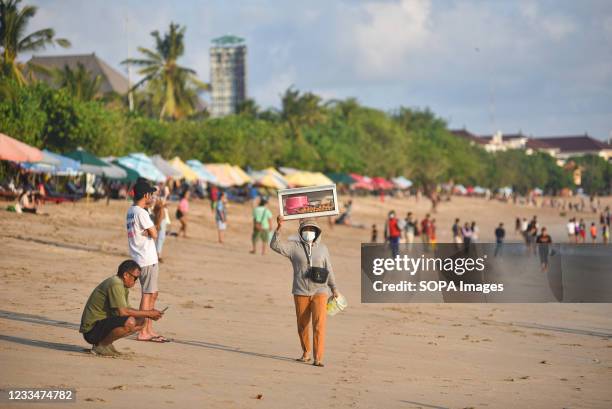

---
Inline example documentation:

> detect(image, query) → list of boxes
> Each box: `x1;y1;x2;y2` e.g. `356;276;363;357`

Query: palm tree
53;63;102;101
281;86;327;139
122;22;207;120
0;0;70;85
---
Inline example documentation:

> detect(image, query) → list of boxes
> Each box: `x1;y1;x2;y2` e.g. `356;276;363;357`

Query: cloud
337;0;432;79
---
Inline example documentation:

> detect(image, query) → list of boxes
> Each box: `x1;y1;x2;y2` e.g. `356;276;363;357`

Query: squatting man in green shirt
79;260;164;356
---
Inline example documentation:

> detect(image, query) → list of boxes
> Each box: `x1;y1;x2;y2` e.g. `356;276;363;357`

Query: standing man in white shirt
126;180;168;343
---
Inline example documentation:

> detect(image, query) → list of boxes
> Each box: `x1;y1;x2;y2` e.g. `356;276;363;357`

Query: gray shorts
139;263;159;293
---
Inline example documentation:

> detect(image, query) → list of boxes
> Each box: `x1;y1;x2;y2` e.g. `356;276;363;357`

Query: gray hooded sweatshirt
270;218;337;296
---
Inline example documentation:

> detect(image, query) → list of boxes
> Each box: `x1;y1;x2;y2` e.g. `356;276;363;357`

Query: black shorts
83;316;129;345
176;209;183;219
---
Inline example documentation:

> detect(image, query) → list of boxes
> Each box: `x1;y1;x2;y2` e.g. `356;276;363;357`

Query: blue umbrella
186;159;218;183
22;150;82;176
115;153;166;183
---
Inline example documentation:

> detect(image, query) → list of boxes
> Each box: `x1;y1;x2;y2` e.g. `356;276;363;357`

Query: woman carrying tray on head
270;215;340;367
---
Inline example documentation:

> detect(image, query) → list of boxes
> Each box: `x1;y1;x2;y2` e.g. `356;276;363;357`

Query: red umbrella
350;173;375;190
372;177;394;190
0;133;43;163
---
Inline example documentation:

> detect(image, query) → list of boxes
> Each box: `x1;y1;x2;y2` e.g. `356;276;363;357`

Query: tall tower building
209;35;247;117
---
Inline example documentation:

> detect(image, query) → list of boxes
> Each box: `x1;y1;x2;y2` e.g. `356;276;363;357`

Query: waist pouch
307;266;329;284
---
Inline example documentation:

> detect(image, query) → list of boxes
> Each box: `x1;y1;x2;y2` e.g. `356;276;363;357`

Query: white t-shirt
566;222;575;235
127;205;158;267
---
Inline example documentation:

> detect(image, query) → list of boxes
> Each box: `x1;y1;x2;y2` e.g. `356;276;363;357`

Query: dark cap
133;180;157;199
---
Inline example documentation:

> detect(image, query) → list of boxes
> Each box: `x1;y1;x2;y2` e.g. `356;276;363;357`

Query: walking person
404;212;416;245
602;222;610;244
590;222;598;243
126;180;168;342
176;190;190;238
494;223;505;256
452;218;462;247
536;227;553;272
251;196;273;255
215;191;228;243
470;221;479;243
566;218;576;243
461;222;472;253
384;210;401;258
79;260;164;356
420;214;431;245
270;216;340;367
371;224;378;243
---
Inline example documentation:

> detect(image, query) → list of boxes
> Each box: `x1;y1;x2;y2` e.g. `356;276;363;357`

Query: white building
209;35;247;117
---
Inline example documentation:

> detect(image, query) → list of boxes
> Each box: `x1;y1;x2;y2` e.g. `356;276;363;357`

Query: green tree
122;22;207;120
0;0;70;85
53;62;102;101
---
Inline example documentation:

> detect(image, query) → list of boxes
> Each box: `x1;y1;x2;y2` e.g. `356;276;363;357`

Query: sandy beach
1;195;611;409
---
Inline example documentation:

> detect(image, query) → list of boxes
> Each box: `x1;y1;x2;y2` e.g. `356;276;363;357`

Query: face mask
301;230;316;242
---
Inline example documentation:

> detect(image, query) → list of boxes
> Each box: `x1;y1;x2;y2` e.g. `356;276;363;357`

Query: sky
23;0;612;140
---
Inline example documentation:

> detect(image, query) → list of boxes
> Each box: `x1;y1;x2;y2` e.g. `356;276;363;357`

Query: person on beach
578;219;586;243
215;191;227;243
176;190;190;238
536;227;553;272
371;224;378;243
590;222;597;243
461;222;472;252
566;218;576;243
127;180;167;343
80;260;164;356
404;212;416;245
384;210;401;258
420;214;431;245
153;198;171;263
470;221;479;243
452;218;462;246
270;216;339;367
602;223;610;244
251;196;273;255
494;223;505;256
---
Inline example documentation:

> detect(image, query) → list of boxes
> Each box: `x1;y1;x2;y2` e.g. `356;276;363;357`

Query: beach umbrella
169;157;199;182
204;163;251;187
100;157;130;180
250;169;288;189
350;173;375;190
115;153;166;183
284;171;329;187
22;150;82;175
279;166;299;175
327;173;356;185
231;165;253;185
202;164;235;187
391;176;413;189
65;148;109;175
186;159;219;183
0;133;44;162
151;155;182;178
372;177;394;190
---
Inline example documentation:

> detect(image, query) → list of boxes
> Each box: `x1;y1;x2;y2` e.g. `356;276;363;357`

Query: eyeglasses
127;272;140;281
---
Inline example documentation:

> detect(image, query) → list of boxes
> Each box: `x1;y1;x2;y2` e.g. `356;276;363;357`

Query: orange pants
293;293;327;362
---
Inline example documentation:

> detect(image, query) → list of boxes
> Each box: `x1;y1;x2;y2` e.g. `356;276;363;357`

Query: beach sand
0;195;611;409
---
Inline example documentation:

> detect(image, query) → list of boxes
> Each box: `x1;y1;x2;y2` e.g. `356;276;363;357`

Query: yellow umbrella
169;157;198;182
231;165;252;185
312;172;334;185
205;164;235;187
285;171;318;187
